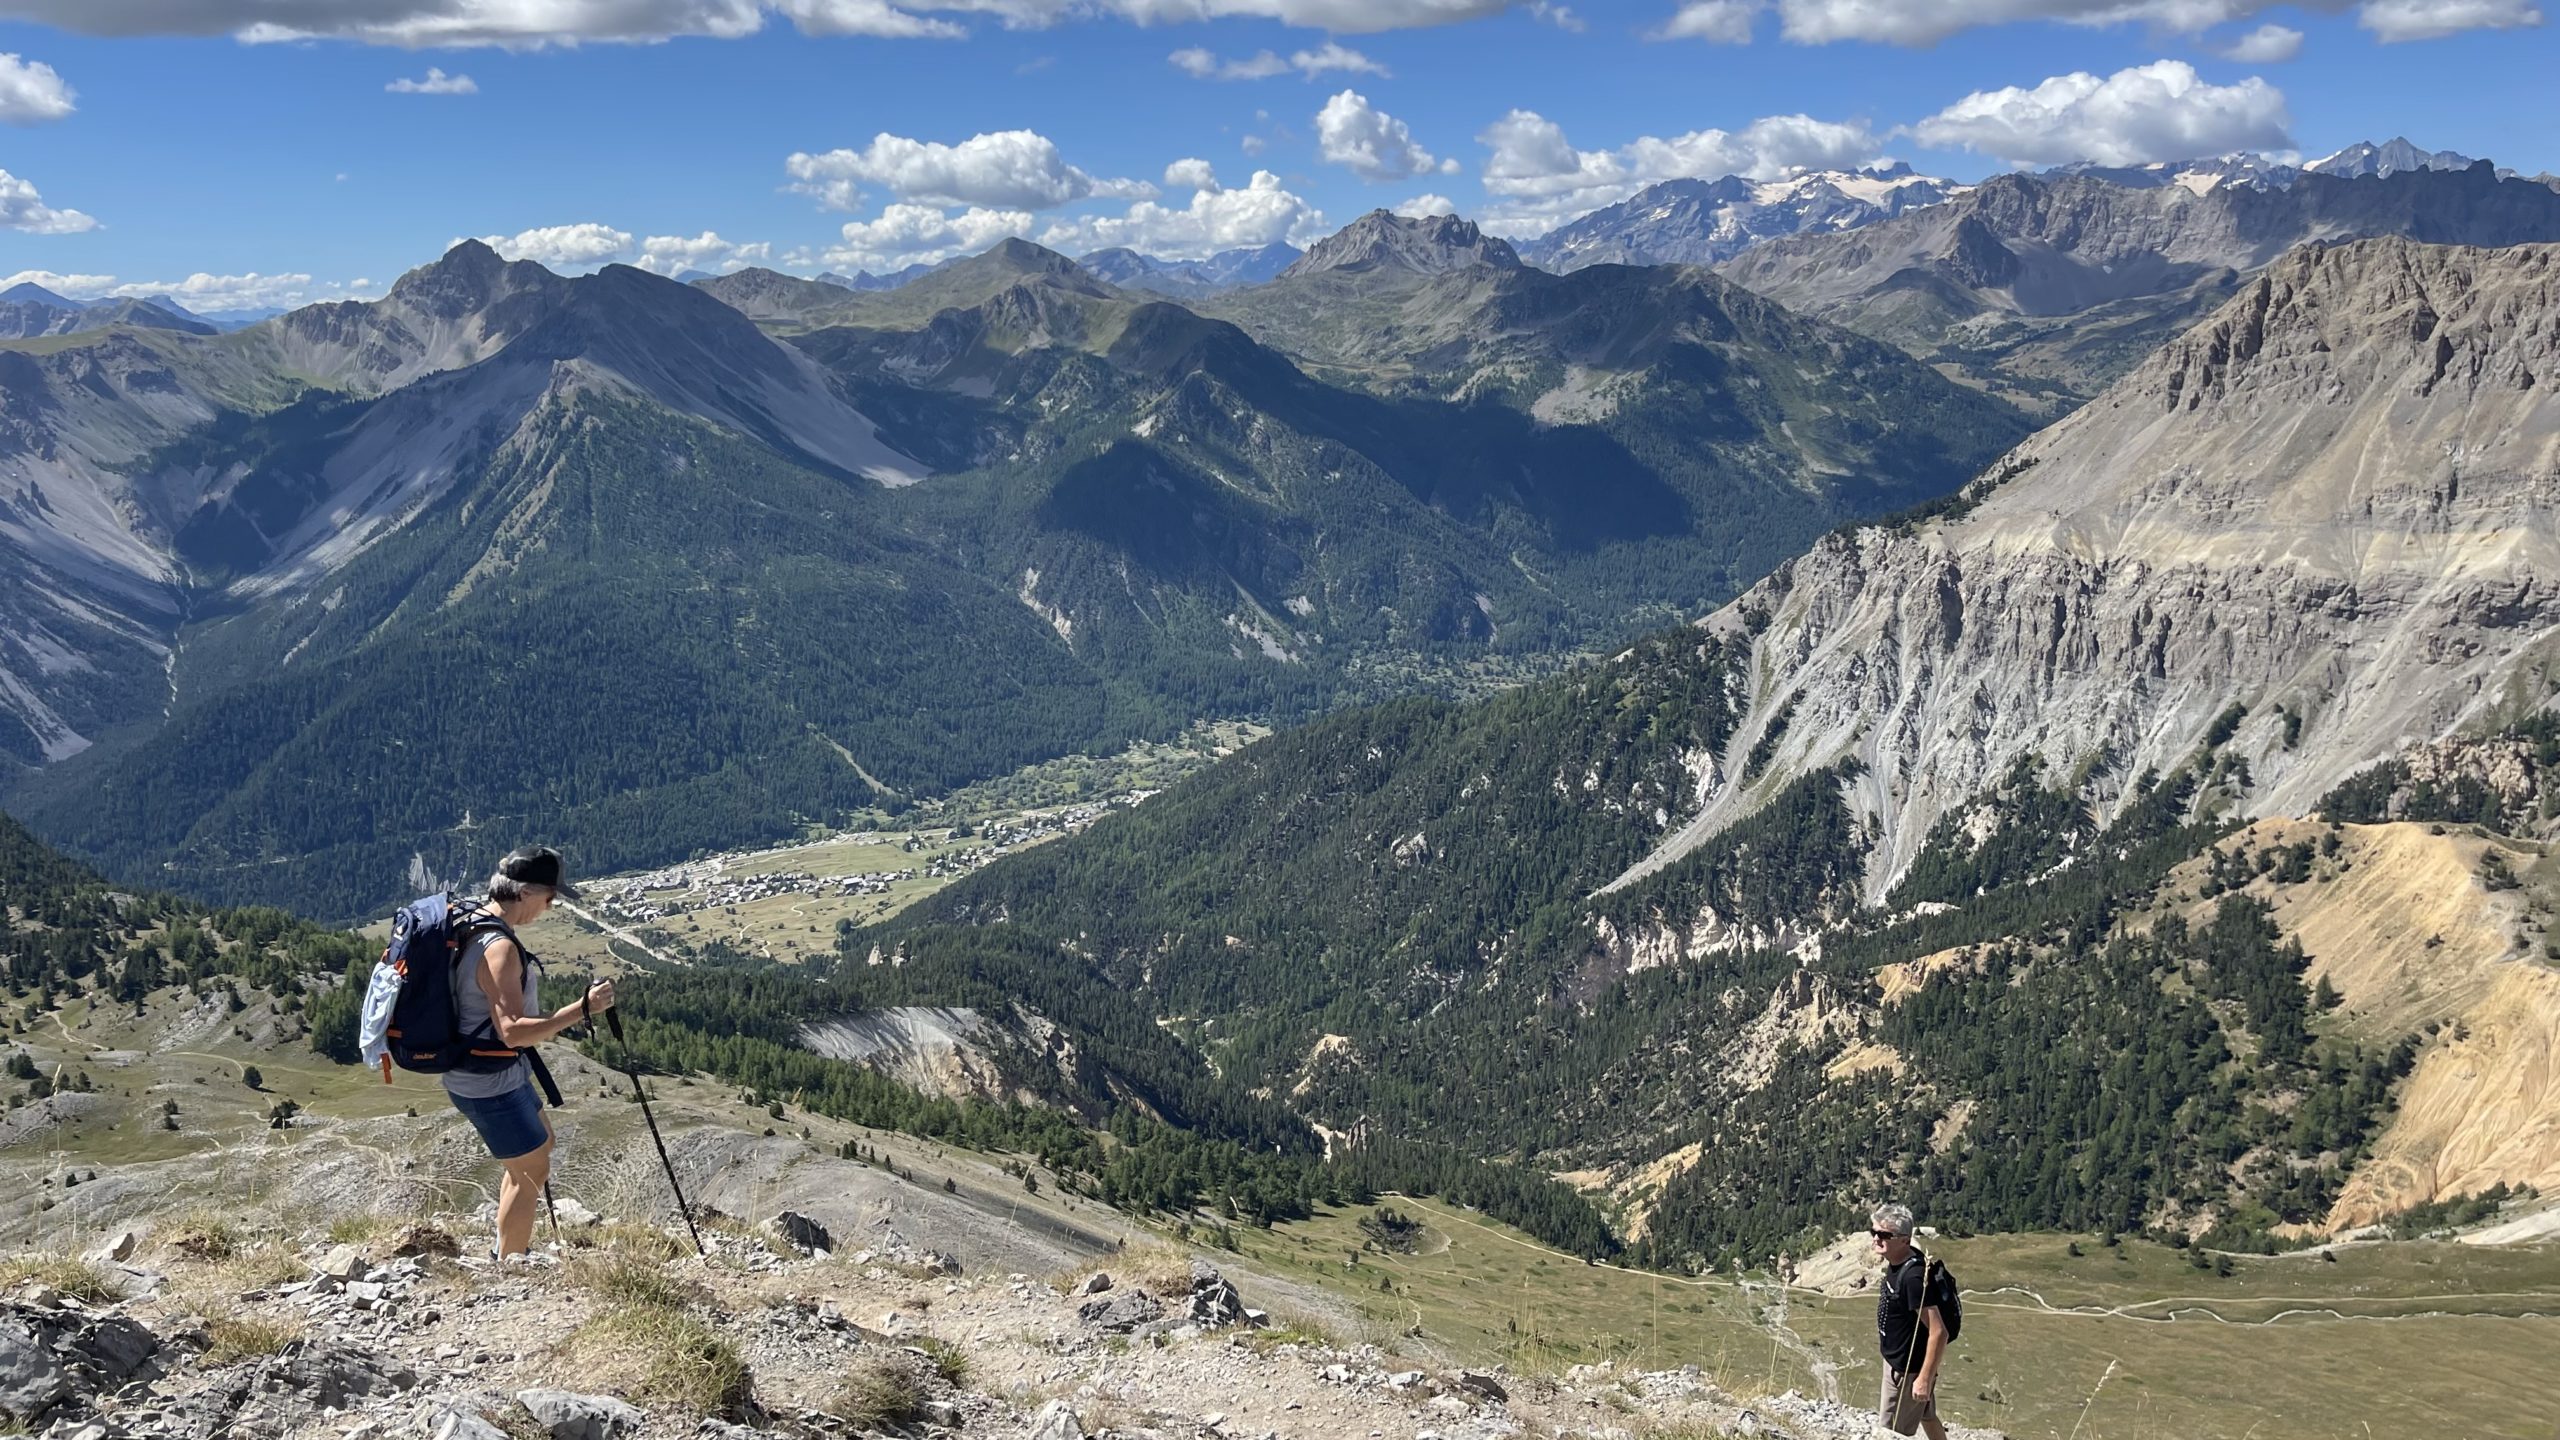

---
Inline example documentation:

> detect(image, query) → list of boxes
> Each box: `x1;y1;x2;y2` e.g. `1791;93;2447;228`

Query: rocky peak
2309;137;2481;180
384;238;563;320
1283;210;1523;279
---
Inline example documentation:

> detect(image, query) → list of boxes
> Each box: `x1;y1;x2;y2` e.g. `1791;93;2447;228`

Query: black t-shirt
1876;1251;1935;1370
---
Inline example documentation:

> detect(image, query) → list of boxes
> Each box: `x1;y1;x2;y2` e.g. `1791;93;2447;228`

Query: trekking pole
543;1181;562;1246
602;1001;706;1257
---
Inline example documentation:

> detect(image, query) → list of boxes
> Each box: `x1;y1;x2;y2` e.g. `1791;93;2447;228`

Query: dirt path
1971;1282;2560;1326
562;901;692;969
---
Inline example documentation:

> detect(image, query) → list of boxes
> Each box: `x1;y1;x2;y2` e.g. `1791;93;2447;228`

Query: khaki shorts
1880;1367;1939;1432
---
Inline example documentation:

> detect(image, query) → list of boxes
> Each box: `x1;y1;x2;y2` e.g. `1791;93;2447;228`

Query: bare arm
478;937;615;1048
1915;1304;1948;1396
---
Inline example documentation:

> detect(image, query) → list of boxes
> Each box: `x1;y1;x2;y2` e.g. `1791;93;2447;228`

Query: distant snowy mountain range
1512;138;2556;279
1520;163;1964;272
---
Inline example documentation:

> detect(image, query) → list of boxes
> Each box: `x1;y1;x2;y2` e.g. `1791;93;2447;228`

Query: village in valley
544;721;1265;972
585;802;1133;931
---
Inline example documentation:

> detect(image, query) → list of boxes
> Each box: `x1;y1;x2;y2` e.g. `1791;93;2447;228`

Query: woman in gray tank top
448;847;615;1259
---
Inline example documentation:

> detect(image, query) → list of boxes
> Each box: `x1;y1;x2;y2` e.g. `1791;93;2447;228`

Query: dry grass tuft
202;1314;303;1364
161;1212;244;1263
832;1352;930;1429
324;1214;397;1247
0;1255;123;1304
566;1304;753;1416
568;1220;689;1262
1238;1308;1342;1354
566;1251;707;1311
214;1242;310;1292
914;1336;973;1387
1113;1242;1201;1298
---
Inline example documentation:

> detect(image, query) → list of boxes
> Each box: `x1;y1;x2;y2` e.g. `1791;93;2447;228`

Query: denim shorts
449;1081;550;1160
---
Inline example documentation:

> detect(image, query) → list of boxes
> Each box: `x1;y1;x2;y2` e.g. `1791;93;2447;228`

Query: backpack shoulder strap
1899;1253;1929;1373
447;903;530;1050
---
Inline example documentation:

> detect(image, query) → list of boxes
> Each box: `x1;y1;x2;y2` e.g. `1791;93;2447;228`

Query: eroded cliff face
1651;238;2560;902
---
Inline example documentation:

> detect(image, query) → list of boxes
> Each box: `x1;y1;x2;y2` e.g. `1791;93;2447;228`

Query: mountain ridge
1716;160;2560;409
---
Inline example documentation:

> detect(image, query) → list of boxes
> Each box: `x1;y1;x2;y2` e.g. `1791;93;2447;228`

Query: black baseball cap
499;845;582;901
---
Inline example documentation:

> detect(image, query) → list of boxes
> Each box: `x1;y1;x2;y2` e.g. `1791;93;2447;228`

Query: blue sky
0;0;2552;312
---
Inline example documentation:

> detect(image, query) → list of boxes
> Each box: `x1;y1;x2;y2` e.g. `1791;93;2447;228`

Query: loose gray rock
1457;1370;1509;1404
0;1300;166;1428
772;1212;832;1256
1069;1272;1112;1297
0;1309;72;1424
1074;1292;1163;1333
1029;1399;1085;1440
314;1246;367;1282
517;1388;644;1440
417;1403;511;1440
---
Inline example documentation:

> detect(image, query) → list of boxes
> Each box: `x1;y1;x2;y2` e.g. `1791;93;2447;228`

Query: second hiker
1873;1201;1960;1439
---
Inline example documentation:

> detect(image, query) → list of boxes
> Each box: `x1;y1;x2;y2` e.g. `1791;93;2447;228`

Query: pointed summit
0;281;86;310
1283;210;1522;279
386;238;563;319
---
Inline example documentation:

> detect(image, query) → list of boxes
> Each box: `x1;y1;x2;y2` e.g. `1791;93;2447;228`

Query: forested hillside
861;623;2451;1268
11;389;1133;919
0;811;369;1021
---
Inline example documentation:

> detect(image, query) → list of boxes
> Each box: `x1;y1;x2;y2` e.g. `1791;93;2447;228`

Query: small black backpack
356;892;521;1079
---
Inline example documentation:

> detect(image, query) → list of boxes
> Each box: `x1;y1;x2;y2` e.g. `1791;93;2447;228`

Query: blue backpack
357;892;523;1082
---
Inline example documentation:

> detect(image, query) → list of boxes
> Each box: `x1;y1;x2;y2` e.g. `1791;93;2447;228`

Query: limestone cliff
1632;238;2560;903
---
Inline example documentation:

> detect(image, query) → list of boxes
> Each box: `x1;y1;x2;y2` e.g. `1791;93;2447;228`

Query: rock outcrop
1637;238;2560;902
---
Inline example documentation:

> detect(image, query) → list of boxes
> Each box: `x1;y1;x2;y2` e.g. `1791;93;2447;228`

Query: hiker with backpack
359;847;612;1259
1873;1202;1960;1438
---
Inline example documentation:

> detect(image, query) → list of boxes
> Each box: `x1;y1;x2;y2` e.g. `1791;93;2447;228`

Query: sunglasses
1871;1230;1902;1241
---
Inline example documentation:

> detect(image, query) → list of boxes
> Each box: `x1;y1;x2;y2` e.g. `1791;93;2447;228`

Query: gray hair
1871;1203;1916;1237
488;871;545;903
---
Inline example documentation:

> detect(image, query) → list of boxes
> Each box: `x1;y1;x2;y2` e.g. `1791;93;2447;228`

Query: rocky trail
0;1203;2001;1440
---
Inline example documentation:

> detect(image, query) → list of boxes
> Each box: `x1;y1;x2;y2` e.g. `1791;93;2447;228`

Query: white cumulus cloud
770;0;963;36
111;272;323;310
1395;192;1458;216
1316;89;1443;182
0;167;96;233
786;129;1148;214
817;203;1032;273
0;268;115;296
1163;157;1222;192
2358;0;2542;39
0;51;74;122
1670;0;2536;45
386;66;477;93
0;0;1529;46
467;223;635;268
1474;108;1882;228
1657;0;1758;40
2214;21;2304;58
1037;166;1325;260
1913;60;2291;168
2;268;375;311
636;231;774;275
1169;40;1387;79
